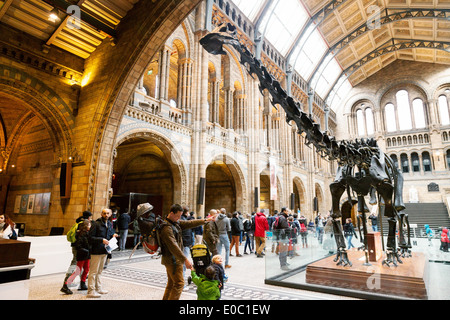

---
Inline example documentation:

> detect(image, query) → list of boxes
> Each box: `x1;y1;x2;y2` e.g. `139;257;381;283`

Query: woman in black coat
62;220;92;294
230;212;242;257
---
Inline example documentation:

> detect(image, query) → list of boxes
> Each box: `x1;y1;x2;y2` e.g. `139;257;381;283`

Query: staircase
377;203;450;237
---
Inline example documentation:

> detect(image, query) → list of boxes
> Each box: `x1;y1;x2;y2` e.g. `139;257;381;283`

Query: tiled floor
2;237;448;300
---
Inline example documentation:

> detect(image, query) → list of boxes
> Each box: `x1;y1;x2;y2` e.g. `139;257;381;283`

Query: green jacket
191;270;220;300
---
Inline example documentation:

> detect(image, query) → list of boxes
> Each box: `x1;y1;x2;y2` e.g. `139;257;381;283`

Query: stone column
178;58;193;124
158;46;171;101
224;87;234;129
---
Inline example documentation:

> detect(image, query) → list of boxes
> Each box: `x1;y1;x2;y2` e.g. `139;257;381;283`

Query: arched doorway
293;177;307;214
0;85;73;235
315;183;325;214
259;168;282;215
113;130;188;217
204;154;247;214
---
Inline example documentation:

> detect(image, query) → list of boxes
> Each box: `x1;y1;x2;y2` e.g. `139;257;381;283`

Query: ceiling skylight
290;25;327;80
232;0;265;21
258;0;308;55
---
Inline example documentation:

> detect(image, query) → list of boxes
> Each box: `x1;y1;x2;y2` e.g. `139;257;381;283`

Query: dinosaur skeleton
200;23;412;267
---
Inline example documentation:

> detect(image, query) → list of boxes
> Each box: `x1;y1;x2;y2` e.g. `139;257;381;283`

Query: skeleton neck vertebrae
200;23;411;267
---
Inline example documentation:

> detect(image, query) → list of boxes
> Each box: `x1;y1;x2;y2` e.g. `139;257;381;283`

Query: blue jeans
119;229;128;250
346;234;354;249
372;225;378;232
217;234;230;266
244;232;254;253
182;246;190;278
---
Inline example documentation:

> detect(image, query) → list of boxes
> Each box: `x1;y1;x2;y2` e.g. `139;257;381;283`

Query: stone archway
78;0;202;213
204;153;247;214
315;183;325;214
259;168;283;215
114;129;189;208
293;177;307;214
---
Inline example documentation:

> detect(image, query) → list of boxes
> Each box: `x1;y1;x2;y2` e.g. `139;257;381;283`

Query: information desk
0;239;34;283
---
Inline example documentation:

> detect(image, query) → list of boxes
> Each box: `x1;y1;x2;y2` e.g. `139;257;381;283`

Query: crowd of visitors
49;202;450;300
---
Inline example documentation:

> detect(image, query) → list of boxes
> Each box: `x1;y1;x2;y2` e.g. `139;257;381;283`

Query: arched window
396;90;412;130
384;89;428;132
412;98;426;128
356;109;365;136
438;95;450;126
411;152;420;172
354;103;375;136
447;150;450;170
391;154;399;168
400;153;409;173
385;103;396;132
365;108;375;135
422;152;432;172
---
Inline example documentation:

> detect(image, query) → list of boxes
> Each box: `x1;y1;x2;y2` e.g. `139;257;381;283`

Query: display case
264;226;449;300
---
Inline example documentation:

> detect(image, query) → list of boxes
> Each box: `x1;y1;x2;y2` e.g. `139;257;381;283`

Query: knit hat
82;210;92;219
137;203;153;217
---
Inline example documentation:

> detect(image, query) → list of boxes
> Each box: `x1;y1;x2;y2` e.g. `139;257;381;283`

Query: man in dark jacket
180;206;194;279
276;207;290;270
117;211;131;251
87;208;117;298
203;209;219;255
159;204;214;300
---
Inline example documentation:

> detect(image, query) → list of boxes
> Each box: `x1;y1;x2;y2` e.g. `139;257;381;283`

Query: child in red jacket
441;228;449;252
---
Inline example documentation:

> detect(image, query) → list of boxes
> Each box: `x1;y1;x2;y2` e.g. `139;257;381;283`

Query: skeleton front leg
398;211;412;258
330;170;352;267
377;182;402;267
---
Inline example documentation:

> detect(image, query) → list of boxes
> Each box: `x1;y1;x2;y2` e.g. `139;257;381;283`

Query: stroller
190;243;212;276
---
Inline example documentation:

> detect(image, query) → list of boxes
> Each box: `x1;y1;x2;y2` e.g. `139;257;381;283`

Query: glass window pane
327;79;352;111
411;153;420;172
315;58;342;98
292;25;327;79
356;109;365;136
412;99;426;129
447;150;450;170
259;0;308;55
401;153;409;173
365;108;375;135
232;0;265;21
396;90;412;130
422;152;432;172
385;103;396;132
438;95;450;126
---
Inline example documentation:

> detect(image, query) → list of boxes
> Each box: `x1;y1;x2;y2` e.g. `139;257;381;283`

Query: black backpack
9;228;18;240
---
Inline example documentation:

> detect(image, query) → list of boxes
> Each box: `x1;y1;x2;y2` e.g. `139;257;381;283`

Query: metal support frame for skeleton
200;23;411;267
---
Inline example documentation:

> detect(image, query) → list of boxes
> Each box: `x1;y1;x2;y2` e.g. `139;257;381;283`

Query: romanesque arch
114;129;189;207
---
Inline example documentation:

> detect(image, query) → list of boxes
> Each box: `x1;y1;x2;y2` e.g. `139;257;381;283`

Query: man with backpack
159;204;215;300
60;210;92;294
274;207;290;270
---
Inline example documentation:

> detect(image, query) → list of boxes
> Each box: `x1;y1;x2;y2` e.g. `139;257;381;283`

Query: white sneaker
97;289;109;294
87;291;101;298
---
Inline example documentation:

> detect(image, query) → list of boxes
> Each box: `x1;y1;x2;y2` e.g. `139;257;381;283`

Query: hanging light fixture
49;8;60;23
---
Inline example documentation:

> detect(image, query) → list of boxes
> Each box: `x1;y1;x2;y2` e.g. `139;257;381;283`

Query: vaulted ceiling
306;0;450;87
1;0;449;107
231;0;450;107
0;0;139;59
